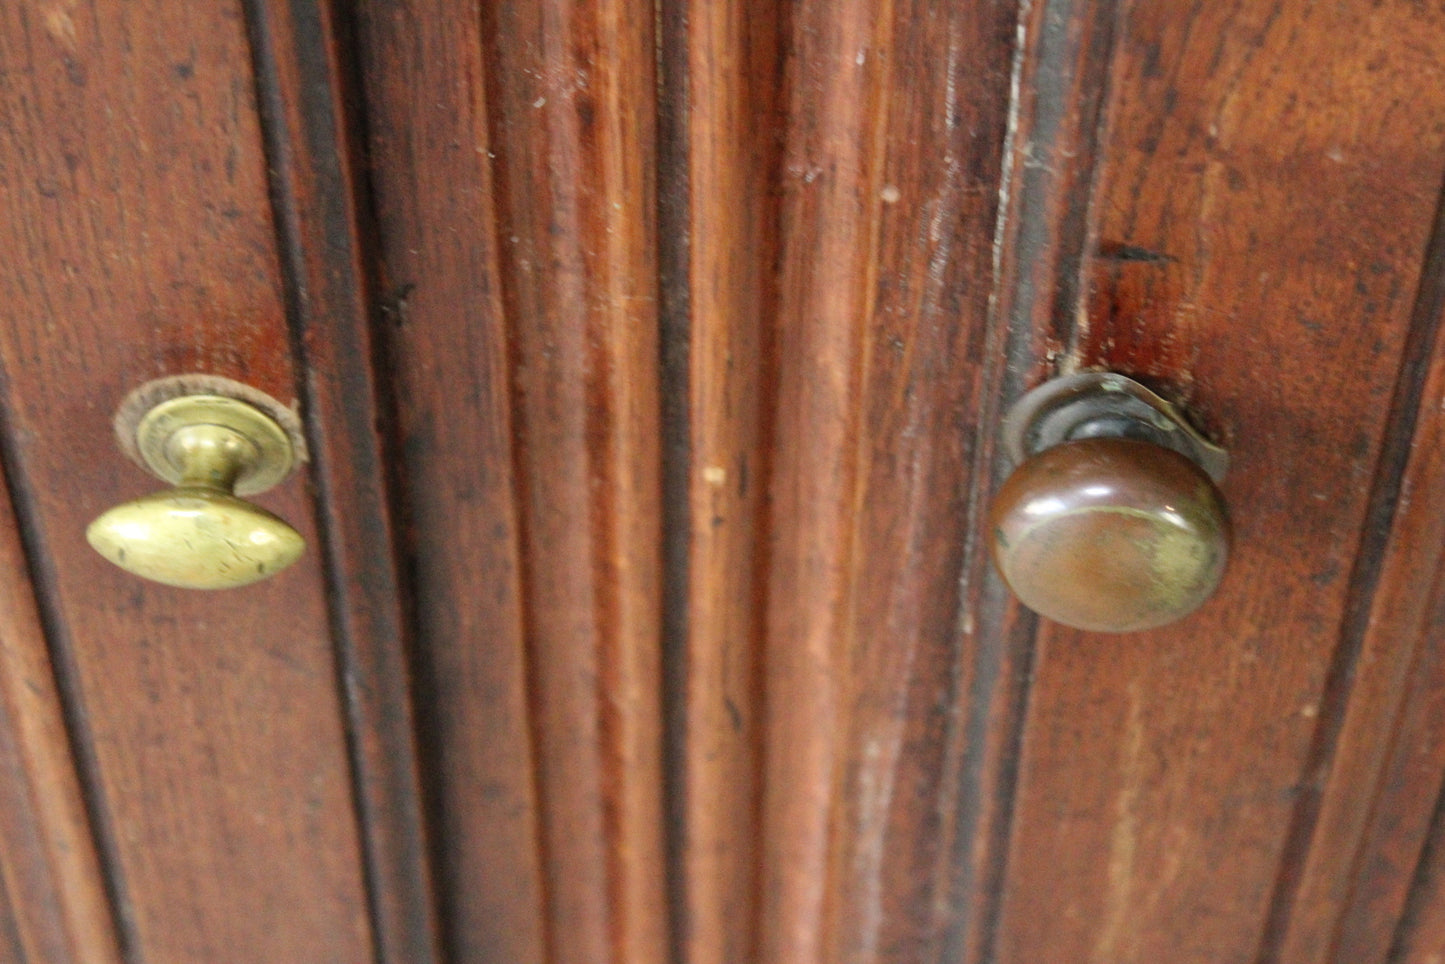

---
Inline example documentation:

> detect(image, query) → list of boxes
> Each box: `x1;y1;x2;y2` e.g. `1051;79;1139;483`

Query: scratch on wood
1097;242;1178;264
42;1;79;48
1094;678;1145;963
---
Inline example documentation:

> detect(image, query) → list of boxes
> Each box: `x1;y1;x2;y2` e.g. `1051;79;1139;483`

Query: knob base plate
136;395;295;496
1002;372;1228;482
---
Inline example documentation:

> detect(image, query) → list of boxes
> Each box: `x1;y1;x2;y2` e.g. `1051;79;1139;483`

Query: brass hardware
990;373;1230;633
1001;371;1228;482
87;394;305;589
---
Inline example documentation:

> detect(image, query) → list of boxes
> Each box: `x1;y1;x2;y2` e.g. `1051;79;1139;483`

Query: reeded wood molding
0;448;122;963
756;1;899;957
243;0;443;960
741;2;1022;963
482;1;668;959
358;0;668;960
659;0;776;960
354;0;553;959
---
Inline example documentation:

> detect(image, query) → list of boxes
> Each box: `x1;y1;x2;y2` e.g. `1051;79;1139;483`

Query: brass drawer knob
989;373;1230;633
87;392;305;589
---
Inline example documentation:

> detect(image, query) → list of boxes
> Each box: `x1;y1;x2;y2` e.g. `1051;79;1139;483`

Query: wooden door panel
1274;196;1445;964
993;2;1445;964
0;2;389;960
4;0;1445;962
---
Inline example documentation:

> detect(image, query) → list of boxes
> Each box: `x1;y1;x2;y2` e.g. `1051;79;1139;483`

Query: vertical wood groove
0;382;130;964
758;4;888;956
662;0;785;959
354;0;552;958
1258;171;1445;964
944;0;1113;960
510;432;556;964
478;0;667;955
1387;753;1445;963
1000;0;1121;371
818;2;901;957
654;0;692;959
504;274;557;964
748;0;1021;960
241;1;443;959
362;0;669;957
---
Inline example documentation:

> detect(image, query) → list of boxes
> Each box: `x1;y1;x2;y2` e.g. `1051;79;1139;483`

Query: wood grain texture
751;1;1019;962
813;3;1019;961
1269;185;1445;964
756;1;904;956
992;3;1445;964
243;0;442;960
483;0;667;957
1392;785;1445;964
0;447;121;962
355;0;550;961
658;0;777;961
0;2;373;960
359;0;668;960
992;0;1119;375
939;3;1118;961
6;3;1445;963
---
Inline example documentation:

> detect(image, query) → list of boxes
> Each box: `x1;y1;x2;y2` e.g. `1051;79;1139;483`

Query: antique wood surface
655;0;776;960
243;0;442;959
352;0;552;960
354;0;550;961
0;1;373;960
1272;182;1445;964
359;0;668;962
992;3;1445;964
1395;785;1445;964
748;1;1019;962
480;0;669;957
0;441;121;962
2;0;1445;962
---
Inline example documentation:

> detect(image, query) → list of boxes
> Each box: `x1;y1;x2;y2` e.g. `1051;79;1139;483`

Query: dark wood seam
0;366;138;964
1252;163;1445;964
239;1;444;960
655;0;692;958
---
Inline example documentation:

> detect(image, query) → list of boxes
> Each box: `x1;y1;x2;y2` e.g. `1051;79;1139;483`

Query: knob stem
168;424;258;492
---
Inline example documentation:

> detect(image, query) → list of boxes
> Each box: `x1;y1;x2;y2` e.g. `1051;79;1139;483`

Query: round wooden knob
989;437;1228;633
